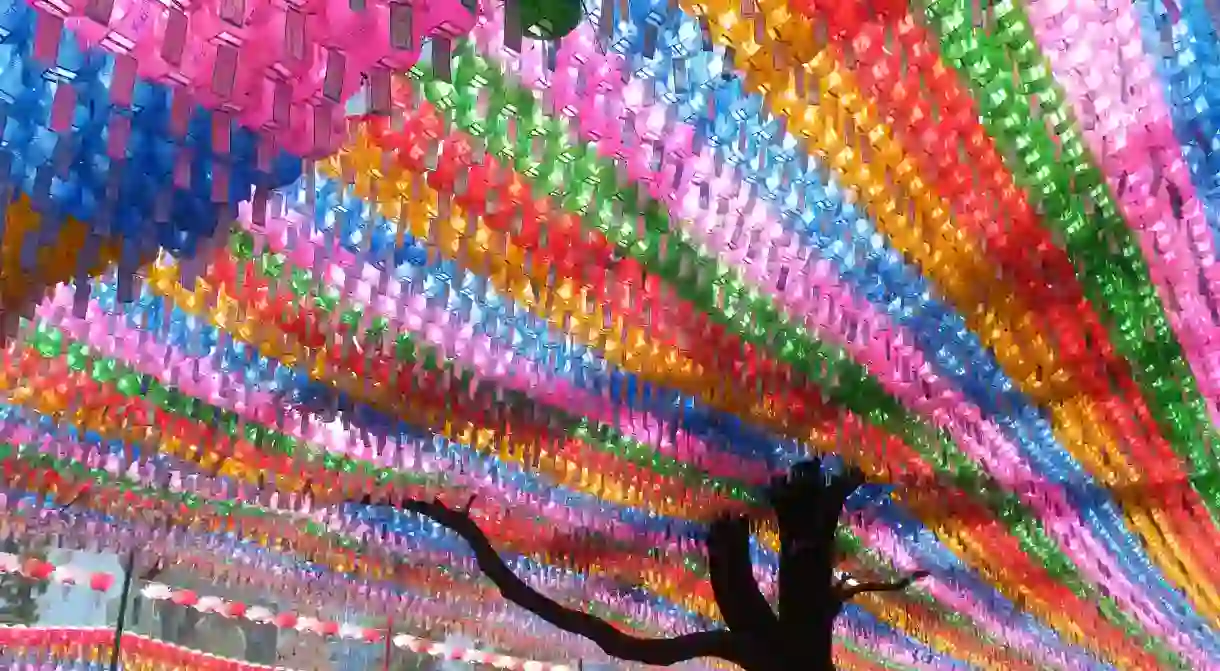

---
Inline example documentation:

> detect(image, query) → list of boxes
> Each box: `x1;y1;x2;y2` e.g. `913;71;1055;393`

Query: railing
0;549;579;670
0;627;303;671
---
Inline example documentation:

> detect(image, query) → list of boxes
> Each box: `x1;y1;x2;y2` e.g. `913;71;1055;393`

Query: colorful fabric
2;0;1220;667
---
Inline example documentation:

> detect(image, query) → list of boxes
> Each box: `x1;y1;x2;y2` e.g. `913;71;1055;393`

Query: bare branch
822;466;865;527
142;558;167;583
829;466;866;502
61;481;92;508
838;571;930;600
706;515;777;637
361;495;744;666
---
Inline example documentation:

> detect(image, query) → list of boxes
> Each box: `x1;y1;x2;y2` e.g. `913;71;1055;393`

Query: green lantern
514;0;584;40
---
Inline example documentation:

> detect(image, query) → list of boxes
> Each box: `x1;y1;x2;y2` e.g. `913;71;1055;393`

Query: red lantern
89;572;115;592
23;558;54;581
171;590;200;607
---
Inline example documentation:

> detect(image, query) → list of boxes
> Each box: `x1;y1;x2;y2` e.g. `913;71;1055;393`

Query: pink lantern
29;0;479;158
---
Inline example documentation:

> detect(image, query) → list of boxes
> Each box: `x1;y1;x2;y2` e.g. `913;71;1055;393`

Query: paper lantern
0;0;479;317
87;572;114;592
516;0;583;40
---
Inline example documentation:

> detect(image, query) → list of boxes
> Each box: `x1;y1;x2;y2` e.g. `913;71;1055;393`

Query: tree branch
838;571;930;600
142;558;167;583
767;458;825;529
706;515;777;637
828;466;866;504
360;495;744;666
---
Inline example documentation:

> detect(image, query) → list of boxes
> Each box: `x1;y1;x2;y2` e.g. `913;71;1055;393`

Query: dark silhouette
358;458;928;670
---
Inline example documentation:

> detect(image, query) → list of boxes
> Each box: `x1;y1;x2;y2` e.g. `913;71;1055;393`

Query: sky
36;548;125;627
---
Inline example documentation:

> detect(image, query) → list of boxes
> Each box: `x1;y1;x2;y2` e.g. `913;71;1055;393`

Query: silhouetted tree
360;459;928;670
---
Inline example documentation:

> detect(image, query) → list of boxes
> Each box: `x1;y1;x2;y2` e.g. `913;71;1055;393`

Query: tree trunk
355;460;923;671
731;638;836;671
